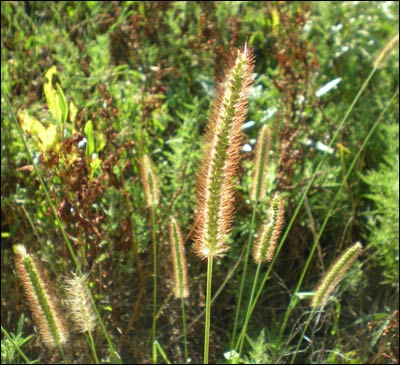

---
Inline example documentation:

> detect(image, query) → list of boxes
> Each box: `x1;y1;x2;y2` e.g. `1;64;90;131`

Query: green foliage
362;122;399;287
1;315;35;364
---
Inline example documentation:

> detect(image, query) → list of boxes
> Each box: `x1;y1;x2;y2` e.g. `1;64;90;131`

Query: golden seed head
194;44;255;259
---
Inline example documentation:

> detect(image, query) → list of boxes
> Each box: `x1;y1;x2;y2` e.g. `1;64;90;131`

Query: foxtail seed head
252;193;284;263
311;242;363;309
250;124;272;202
14;244;68;349
194;44;255;259
169;218;190;298
65;273;96;333
374;33;399;69
139;154;159;207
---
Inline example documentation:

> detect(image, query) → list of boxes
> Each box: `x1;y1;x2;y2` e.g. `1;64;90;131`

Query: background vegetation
1;1;398;364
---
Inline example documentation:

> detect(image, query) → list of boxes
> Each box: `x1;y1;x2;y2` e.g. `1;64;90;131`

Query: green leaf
56;83;68;126
84;120;95;157
96;132;106;153
18;111;58;153
44;66;66;126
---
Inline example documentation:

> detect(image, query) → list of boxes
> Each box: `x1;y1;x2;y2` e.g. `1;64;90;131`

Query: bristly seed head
14;244;69;349
139;154;159;208
252;193;285;264
311;242;363;309
169;217;190;298
194;44;255;260
250;124;272;203
65;273;97;333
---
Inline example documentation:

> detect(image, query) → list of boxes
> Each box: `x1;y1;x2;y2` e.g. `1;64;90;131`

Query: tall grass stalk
235;193;284;357
193;45;254;364
1;87;121;363
290;242;363;364
169;218;189;362
229;204;258;359
139;154;160;364
230;124;272;356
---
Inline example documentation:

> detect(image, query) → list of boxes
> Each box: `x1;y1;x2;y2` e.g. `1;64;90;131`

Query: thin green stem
87;331;100;364
236;261;262;358
204;255;214;364
1;326;32;364
230;202;258;356
151;208;158;364
180;296;189;362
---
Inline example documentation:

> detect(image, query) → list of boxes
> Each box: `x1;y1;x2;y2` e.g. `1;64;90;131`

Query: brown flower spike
14;245;68;349
194;45;255;259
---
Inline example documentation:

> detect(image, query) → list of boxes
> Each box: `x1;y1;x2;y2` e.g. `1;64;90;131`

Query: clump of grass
14;245;68;353
139;153;160;363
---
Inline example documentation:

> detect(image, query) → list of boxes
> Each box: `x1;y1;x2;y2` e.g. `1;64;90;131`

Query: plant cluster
1;1;398;364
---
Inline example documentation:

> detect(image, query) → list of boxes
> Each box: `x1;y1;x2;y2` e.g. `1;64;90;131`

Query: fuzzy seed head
139;154;159;207
311;242;363;309
14;244;68;349
374;33;399;69
252;193;285;263
194;45;255;259
65;273;96;333
169;218;190;298
250;124;272;202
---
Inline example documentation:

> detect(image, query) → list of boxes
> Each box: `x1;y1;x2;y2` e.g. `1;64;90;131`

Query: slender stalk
180;296;189;363
193;45;254;364
236;261;262;357
204;256;214;364
169;218;189;361
151;208;158;364
230;203;258;356
290;242;363;363
139;153;160;363
1;326;32;364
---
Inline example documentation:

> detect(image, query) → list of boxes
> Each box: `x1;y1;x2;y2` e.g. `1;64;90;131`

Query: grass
1;2;399;364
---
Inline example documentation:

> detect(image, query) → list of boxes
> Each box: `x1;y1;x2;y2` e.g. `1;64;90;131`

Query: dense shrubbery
1;2;398;364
